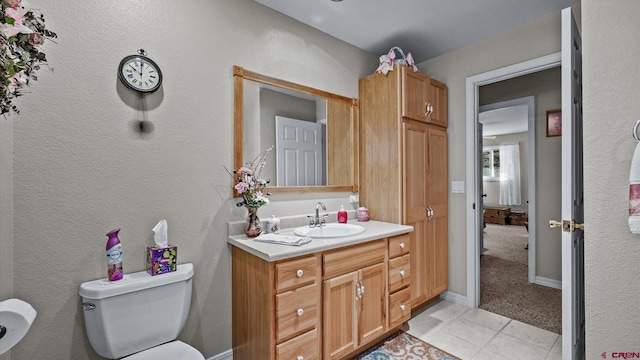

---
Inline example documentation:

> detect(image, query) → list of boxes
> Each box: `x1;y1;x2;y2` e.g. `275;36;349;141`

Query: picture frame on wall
546;109;562;137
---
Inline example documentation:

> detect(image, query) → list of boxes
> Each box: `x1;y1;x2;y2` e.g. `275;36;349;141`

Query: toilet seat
124;341;204;360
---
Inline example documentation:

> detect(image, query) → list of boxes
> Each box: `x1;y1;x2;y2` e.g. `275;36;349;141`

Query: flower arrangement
228;146;273;209
1;0;57;115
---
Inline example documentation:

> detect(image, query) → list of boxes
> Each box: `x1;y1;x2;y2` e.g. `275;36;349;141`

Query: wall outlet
451;181;465;194
349;194;359;203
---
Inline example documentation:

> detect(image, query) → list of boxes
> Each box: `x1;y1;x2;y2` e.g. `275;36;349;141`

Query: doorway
465;52;561;308
478;95;535;280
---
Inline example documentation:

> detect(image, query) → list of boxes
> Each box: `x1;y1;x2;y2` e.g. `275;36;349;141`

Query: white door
560;7;585;360
275;116;324;186
478;123;484;256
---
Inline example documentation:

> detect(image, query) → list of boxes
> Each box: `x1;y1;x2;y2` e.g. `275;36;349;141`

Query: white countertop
228;220;414;262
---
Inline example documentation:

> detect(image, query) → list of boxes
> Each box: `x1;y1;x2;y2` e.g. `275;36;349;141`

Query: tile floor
406;299;562;360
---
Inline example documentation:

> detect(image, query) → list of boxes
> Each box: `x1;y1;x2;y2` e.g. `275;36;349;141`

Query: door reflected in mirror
234;65;358;195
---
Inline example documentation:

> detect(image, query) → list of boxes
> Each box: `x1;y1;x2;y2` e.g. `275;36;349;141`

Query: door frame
465;52;561;308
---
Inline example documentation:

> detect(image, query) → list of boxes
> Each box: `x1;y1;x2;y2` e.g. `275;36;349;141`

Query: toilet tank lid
79;263;194;300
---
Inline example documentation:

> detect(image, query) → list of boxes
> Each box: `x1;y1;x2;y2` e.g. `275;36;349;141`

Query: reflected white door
478;123;484;257
561;7;585;360
275;116;324;186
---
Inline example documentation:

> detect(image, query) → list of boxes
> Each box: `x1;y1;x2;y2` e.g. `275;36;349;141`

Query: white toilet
79;263;204;359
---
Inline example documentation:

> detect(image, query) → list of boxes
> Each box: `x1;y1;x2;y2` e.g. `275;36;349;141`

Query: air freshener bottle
338;205;348;223
106;228;124;281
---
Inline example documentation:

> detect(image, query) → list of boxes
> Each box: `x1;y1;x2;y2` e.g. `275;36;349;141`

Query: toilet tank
79;263;194;359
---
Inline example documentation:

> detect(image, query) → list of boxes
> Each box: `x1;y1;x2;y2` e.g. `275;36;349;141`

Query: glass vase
244;206;262;238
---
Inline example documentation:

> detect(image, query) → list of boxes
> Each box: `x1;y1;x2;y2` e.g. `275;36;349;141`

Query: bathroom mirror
233;65;358;195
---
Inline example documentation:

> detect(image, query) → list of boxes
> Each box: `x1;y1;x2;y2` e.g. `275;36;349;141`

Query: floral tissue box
146;245;177;276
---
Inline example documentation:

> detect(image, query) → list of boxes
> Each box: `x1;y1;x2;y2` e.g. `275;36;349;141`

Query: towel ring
634;120;640;143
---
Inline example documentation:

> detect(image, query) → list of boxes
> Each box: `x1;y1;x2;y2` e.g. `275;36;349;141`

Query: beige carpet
479;223;562;334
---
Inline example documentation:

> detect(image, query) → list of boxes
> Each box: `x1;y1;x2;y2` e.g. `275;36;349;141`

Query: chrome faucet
308;202;328;227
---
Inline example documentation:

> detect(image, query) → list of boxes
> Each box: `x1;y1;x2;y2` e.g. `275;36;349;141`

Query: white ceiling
479;105;528;136
255;0;578;63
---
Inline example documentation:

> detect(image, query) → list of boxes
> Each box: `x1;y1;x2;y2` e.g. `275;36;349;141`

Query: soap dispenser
338;205;348;223
267;215;280;233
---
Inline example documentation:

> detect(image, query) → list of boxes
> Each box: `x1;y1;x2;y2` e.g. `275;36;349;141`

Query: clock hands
128;64;142;77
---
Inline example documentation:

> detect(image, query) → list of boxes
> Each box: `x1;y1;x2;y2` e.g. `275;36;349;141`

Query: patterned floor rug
356;331;461;360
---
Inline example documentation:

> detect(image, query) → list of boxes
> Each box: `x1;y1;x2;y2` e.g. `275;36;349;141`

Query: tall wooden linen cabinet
359;65;448;309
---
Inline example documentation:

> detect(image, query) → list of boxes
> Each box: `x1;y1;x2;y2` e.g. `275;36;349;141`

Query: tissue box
146;245;177;276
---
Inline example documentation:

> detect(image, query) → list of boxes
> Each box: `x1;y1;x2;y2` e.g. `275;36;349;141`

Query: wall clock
118;49;163;93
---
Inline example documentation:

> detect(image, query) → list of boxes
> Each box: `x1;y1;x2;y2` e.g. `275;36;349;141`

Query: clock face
118;55;162;93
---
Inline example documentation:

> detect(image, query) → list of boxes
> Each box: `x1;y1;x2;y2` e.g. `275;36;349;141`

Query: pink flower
235;182;249;194
238;167;252;175
5;6;26;24
12;70;28;86
2;6;31;38
3;0;21;9
28;33;44;45
1;22;31;37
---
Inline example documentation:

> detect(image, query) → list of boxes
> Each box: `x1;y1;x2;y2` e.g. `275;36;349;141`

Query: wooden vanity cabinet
387;234;411;328
359;65;448;311
323;240;386;359
232;248;321;360
232;234;412;360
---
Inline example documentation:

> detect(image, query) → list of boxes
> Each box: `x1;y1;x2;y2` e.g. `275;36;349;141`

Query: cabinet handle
400;304;406;311
425;102;433;117
400;270;406;277
297;308;304;317
399;242;405;249
296;269;304;278
425;102;429;117
361;285;365;295
356;286;362;298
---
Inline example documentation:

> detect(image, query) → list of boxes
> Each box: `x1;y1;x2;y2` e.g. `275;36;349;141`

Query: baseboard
207;349;233;360
535;276;562;289
440;290;468;306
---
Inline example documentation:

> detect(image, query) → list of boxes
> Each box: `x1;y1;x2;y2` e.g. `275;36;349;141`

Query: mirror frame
233;65;359;195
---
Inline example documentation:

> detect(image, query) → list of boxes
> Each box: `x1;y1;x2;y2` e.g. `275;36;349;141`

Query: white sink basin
294;223;365;238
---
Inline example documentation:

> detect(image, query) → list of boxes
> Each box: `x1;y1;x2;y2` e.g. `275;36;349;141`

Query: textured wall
1;0;375;358
582;0;640;357
419;10;564;296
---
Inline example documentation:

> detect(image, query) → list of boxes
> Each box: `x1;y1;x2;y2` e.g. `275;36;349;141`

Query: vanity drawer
276;255;318;293
275;283;319;342
276;328;318;360
388;254;411;293
388;234;410;258
323;240;386;278
389;287;411;328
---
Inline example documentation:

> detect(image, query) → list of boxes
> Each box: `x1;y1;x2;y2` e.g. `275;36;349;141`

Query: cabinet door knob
296;269;304;277
399;242;405;249
400;270;406;277
400;304;406;311
297;308;304;317
297;357;304;360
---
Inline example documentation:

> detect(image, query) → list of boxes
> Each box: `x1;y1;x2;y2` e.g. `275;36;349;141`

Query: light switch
451;181;465;194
